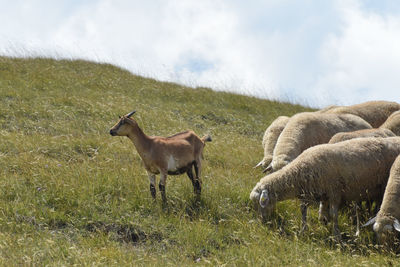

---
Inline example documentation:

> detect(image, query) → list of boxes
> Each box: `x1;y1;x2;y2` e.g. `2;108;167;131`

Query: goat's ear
362;216;376;227
119;115;121;119
127;110;136;118
393;219;400;232
259;189;269;208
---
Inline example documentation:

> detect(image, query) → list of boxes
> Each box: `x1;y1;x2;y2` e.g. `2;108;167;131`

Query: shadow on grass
85;221;162;244
260;213;400;257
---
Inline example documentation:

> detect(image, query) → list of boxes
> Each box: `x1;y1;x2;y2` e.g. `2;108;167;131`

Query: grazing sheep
255;106;341;171
328;128;395;144
268;112;372;172
109;111;211;202
254;116;290;170
363;155;400;244
317;105;340;113
380;110;400;136
254;105;343;172
250;137;400;238
326;100;400;128
320;126;394;233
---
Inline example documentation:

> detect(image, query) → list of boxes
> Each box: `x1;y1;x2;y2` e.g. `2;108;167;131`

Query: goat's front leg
147;172;156;199
159;172;167;203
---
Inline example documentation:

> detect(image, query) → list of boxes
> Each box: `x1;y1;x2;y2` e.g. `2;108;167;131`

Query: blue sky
1;0;399;108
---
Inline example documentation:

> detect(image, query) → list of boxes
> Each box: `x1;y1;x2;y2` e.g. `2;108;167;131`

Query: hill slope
0;57;393;265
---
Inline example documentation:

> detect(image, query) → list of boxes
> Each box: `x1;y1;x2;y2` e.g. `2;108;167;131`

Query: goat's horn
126;110;136;118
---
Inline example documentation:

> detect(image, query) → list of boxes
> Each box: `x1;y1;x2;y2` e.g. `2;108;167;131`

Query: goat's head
109;110;137;136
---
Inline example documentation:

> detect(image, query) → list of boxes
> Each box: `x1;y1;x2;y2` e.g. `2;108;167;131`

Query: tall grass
0;56;396;266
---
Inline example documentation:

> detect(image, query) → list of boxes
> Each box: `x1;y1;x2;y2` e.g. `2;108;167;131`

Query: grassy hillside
0;57;396;266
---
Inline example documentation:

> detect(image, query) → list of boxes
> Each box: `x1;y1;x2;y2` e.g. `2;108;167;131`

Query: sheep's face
373;218;400;245
258;189;276;220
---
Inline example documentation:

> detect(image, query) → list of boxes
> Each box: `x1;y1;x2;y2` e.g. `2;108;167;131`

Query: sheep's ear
393;219;400;232
362;216;376;227
259;189;269;208
263;164;273;173
254;160;264;169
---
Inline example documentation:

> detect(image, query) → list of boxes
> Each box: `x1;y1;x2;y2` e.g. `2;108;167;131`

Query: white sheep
250;137;400;239
268;112;372;172
363;154;400;244
255;106;341;172
109;111;211;202
325;100;400;128
317;128;396;231
328;128;395;144
254;116;290;170
380;110;400;136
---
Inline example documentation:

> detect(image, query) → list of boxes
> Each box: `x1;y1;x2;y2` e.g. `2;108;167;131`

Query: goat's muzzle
109;130;117;136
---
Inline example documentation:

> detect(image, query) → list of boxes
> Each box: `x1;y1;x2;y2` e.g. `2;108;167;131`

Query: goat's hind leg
193;161;202;195
186;166;197;194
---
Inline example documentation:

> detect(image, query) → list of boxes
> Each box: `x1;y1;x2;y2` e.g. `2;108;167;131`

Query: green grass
0;56;398;266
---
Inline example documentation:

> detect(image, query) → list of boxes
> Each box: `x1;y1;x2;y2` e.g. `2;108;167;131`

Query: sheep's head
109;110;137;136
252;188;276;221
259;188;276;215
364;216;400;244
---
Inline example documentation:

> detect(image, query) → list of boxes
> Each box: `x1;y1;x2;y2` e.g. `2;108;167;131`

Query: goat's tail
201;134;212;143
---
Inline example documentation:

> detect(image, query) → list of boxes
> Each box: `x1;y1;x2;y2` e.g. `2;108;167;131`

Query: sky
1;0;400;108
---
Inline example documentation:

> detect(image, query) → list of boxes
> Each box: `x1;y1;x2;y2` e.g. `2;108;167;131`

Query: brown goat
109;111;211;202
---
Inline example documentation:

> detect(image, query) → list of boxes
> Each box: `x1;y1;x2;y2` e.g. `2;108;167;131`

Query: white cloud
316;1;400;105
0;0;399;107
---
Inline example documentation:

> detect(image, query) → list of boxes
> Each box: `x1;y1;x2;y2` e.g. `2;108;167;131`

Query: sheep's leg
147;172;157;199
330;203;341;240
159;172;167;203
300;201;309;233
193;161;202;195
355;202;360;237
318;200;330;225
